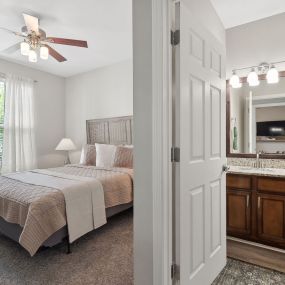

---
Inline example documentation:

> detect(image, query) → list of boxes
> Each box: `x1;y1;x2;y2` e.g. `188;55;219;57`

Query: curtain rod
0;72;38;83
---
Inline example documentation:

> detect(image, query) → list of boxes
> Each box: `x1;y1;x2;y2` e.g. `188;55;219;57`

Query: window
0;81;5;166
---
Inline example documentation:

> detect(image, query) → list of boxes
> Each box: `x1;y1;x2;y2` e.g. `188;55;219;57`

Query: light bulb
40;46;49;60
247;68;259;86
266;66;279;84
20;42;30;56
28;49;37;63
229;72;242;88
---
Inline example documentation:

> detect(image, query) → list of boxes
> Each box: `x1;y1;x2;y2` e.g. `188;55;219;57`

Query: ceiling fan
0;13;88;63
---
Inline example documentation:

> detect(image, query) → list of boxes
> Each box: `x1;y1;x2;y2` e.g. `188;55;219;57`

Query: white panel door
174;1;226;284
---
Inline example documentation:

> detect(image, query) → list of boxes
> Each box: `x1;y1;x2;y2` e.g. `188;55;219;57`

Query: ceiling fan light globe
20;42;29;56
40;46;49;60
28;49;37;63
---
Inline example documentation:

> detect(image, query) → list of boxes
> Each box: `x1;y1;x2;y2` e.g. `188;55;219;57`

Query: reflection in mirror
230;76;285;155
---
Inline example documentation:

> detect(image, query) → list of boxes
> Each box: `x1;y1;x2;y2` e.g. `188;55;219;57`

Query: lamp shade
28;49;37;63
56;138;76;151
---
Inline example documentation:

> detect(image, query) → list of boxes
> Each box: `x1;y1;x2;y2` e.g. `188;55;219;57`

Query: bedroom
0;0;134;284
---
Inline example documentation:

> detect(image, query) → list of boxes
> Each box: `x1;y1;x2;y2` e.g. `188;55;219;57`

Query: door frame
152;0;173;284
133;0;173;284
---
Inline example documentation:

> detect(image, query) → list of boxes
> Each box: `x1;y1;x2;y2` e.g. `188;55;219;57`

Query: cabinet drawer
257;193;285;245
227;174;251;190
257;177;285;194
227;190;251;236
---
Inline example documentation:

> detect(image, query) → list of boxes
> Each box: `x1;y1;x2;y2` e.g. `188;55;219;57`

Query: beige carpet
0;209;133;285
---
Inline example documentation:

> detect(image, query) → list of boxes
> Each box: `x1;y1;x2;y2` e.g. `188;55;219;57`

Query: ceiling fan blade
44;44;67;62
46;37;88;48
23;13;39;34
0;27;25;37
1;42;21;54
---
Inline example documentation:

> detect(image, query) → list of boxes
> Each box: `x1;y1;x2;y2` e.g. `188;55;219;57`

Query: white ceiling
0;0;132;77
211;0;285;29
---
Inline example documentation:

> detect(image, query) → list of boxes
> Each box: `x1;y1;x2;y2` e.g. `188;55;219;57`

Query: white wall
0;58;66;168
226;12;285;78
65;59;133;162
133;0;154;283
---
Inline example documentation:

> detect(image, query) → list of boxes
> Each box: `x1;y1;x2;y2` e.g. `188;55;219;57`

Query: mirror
227;73;285;158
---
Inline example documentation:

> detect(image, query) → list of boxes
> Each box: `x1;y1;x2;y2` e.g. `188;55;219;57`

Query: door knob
222;165;230;172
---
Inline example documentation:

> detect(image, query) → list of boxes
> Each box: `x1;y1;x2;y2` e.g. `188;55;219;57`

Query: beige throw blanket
5;170;106;243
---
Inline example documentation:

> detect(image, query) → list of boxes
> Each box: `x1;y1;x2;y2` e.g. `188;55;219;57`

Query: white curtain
2;74;37;173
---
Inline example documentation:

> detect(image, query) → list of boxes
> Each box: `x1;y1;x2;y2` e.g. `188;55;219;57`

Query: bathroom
226;11;285;274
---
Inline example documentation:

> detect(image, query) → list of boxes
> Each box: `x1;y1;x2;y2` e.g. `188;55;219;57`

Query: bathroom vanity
227;167;285;249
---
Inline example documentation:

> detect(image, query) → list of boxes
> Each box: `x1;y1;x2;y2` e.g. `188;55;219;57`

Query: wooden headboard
86;116;133;145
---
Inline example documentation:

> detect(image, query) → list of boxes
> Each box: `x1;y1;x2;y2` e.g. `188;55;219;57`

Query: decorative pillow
95;143;117;168
113;146;133;168
79;144;97;165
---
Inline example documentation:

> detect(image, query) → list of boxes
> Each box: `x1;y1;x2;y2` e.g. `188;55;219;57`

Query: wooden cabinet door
257;194;285;245
227;189;251;237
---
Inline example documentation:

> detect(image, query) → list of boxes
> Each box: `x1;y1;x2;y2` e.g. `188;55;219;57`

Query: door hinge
171;30;180;46
171;263;180;280
171;147;180;162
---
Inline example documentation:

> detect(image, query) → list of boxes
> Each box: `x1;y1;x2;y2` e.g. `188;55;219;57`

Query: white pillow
95;143;117;168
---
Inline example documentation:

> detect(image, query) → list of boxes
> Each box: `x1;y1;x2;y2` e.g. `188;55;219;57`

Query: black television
256;121;285;137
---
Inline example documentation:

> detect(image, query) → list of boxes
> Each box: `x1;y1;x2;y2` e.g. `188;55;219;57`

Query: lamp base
64;154;71;165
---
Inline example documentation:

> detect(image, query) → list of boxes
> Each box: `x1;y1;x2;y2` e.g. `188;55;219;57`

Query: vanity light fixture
266;65;279;84
230;60;285;88
229;71;242;88
247;68;260;86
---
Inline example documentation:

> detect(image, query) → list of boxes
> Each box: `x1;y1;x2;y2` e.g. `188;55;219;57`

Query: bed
0;116;133;256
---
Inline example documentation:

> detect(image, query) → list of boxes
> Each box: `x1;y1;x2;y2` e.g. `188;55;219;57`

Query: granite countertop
228;165;285;178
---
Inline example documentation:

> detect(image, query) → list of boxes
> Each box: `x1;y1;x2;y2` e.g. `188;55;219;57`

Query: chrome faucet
256;151;262;168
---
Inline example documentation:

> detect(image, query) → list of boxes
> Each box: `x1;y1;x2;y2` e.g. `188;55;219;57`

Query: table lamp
55;138;76;164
